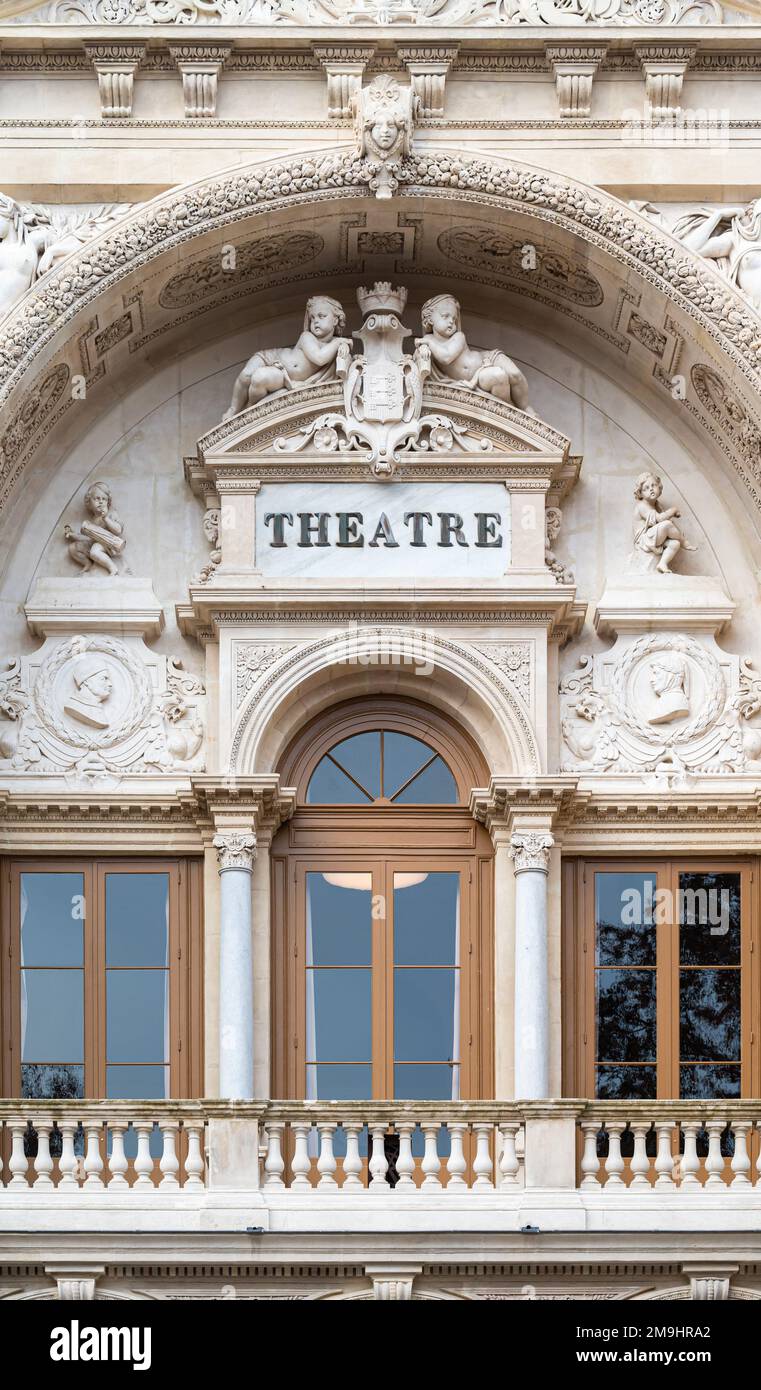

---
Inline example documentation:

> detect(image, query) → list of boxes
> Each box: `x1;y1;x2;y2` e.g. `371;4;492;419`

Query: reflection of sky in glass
306;729;457;804
595;873;656;966
106;873;169;967
394;970;457;1062
680;1064;740;1099
394;873;458;965
679;872;740;965
306;873;371;966
21;873;83;967
107;1065;168;1099
680;969;740;1061
309;970;371;1062
596;969;656;1063
107;971;168;1063
22;971;83;1062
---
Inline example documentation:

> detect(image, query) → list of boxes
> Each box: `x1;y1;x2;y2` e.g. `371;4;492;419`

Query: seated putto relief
222;288;535;423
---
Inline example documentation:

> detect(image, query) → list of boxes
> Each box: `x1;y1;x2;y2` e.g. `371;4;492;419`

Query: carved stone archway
2;146;761;536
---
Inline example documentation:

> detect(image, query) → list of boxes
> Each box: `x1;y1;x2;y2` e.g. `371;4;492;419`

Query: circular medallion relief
609;634;725;746
34;636;153;751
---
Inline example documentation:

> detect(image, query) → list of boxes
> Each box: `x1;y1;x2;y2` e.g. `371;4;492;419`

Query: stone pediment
198;379;571;471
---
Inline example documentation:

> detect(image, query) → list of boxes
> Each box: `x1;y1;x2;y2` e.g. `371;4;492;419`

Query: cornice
187;773;296;834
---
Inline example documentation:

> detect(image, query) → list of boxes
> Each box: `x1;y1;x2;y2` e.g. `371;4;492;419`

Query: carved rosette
510;832;554;874
213;831;256;872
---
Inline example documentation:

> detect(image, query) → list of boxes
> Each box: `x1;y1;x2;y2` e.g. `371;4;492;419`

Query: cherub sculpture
223;295;351;420
63;481;126;576
630;471;697;574
416;294;535;416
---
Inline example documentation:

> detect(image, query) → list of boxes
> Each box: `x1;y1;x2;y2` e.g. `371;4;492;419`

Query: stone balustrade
2;1099;761;1200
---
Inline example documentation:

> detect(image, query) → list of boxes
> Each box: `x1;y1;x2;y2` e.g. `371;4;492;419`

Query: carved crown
356;282;408;317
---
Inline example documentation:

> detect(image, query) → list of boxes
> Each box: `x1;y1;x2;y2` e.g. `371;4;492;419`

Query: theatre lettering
263;510;504;549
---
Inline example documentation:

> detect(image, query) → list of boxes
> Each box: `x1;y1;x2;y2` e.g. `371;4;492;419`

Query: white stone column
213;830;256;1100
510;831;554;1100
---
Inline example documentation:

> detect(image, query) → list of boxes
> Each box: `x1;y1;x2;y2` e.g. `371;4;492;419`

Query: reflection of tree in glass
597;969;656;1062
680;969;740;1061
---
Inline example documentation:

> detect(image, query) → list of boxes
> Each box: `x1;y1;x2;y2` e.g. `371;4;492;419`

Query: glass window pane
394;969;457;1062
307;969;371;1062
329;732;380;799
383;731;435;797
596;968;656;1062
21;970;83;1062
306;872;372;966
306;1063;372;1100
596;1065;657;1100
107;1065;169;1099
596;873;657;966
107;971;168;1064
392;756;458;805
680;969;740;1061
680;1064;741;1099
679;872;741;966
394;1064;459;1100
307;757;372;805
106;873;169;967
20;873;84;967
394;872;459;966
21;1063;84;1100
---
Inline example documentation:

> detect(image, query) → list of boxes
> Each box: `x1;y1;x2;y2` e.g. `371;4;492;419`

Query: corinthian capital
510;832;554;874
213;831;256;872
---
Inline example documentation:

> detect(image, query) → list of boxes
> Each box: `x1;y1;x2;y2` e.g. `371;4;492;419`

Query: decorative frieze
169;44;231;120
545;45;606;120
9;0;733;23
84;43;146;120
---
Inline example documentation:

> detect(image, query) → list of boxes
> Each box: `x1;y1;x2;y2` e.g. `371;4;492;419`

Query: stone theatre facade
1;0;761;1302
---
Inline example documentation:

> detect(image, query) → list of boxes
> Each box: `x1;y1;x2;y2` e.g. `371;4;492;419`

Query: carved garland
2;149;761;424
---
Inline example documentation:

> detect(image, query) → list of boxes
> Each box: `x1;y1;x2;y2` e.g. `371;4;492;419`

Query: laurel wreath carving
608;633;726;746
33;635;153;751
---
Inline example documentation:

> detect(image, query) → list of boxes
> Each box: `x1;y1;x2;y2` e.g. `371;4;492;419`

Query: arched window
306;729;458;806
272;699;494;1102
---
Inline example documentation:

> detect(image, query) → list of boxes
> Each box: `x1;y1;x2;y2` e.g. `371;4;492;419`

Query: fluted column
214;830;256;1100
510;830;553;1100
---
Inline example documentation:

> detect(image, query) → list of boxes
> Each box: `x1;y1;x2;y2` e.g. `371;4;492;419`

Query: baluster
629;1122;651;1188
368;1125;388;1192
290;1122;312;1191
317;1123;337;1189
680;1122;701;1188
421;1124;442;1190
580;1121;602;1189
58;1121;79;1190
654;1121;676;1188
472;1123;494;1190
498;1122;521;1187
8;1119;29;1187
604;1122;625;1187
133;1122;155;1189
263;1122;286;1189
184;1124;205;1192
342;1123;363;1191
82;1123;104;1189
704;1119;726;1188
159;1122;180;1189
730;1120;751;1188
106;1122;129;1189
446;1123;467;1190
33;1119;54;1188
395;1123;415;1191
756;1121;761;1188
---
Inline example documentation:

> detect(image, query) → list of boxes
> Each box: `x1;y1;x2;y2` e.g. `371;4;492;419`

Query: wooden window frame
1;857;204;1099
272;697;494;1100
563;857;757;1099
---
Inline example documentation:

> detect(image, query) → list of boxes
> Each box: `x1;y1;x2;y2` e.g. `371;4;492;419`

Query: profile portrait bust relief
62;655;114;731
647;653;691;725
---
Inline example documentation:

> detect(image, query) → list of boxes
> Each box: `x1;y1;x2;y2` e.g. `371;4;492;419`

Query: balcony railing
2;1100;761;1224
